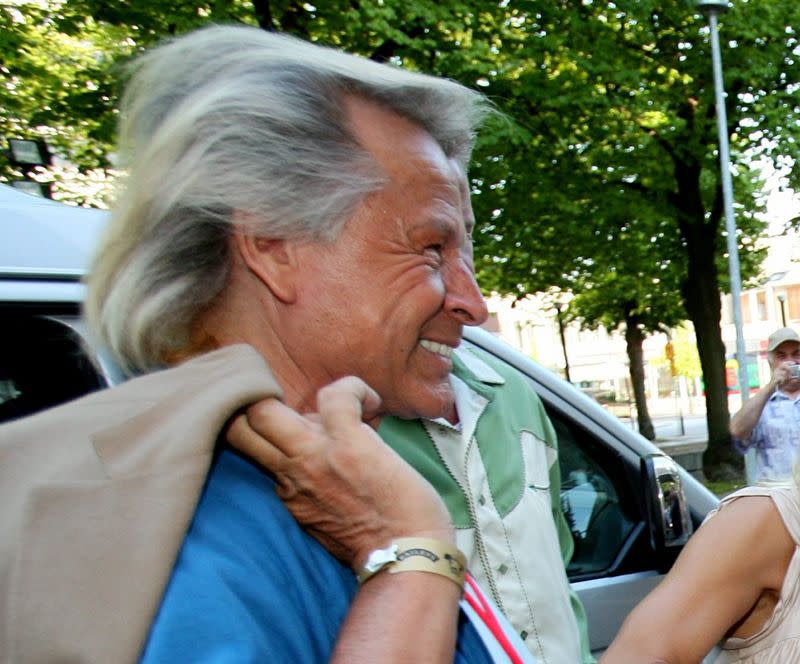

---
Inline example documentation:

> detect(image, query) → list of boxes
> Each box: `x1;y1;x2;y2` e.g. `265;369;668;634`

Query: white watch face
363;543;399;574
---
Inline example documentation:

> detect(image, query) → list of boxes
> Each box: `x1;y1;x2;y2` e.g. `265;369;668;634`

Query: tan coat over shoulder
0;345;281;664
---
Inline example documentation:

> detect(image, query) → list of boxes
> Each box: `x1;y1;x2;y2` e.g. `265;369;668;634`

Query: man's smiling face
288;97;488;421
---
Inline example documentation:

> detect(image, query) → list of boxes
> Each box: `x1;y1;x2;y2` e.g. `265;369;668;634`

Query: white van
0;184;719;658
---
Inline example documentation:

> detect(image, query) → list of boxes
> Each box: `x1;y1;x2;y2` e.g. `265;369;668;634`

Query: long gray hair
84;24;490;374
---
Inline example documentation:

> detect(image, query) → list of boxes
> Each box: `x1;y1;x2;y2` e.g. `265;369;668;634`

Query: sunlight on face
285;98;487;421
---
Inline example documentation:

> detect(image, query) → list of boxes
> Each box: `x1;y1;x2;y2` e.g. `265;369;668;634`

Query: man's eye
425;244;444;256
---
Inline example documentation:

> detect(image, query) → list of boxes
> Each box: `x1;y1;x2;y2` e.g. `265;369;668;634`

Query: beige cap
767;327;800;351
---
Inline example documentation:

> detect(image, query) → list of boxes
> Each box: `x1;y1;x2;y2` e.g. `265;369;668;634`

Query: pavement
617;411;709;480
615;412;708;444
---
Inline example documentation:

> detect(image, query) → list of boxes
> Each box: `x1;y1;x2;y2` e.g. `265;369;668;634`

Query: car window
0;313;106;424
549;408;641;580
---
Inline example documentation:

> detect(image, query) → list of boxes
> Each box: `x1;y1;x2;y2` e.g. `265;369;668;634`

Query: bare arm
599;495;794;664
227;377;461;664
331;567;460;663
729;373;779;441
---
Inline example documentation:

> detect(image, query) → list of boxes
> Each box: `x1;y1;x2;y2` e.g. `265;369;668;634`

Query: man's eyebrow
409;217;454;236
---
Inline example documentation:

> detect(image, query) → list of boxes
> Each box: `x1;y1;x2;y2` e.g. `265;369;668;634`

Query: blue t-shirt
141;448;495;663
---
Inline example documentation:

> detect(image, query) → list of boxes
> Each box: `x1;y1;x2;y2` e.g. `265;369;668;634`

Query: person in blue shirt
731;327;800;483
61;24;535;664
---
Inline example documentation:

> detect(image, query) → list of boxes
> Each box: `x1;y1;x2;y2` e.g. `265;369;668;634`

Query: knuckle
226;413;247;437
298;452;329;481
317;382;337;400
245;398;278;427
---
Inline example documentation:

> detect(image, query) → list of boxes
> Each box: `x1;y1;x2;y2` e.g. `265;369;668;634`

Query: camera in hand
789;364;800;379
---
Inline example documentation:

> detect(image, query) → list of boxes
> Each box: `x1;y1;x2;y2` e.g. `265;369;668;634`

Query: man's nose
443;257;489;326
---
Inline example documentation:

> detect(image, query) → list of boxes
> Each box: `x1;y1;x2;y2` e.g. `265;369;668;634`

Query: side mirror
643;454;692;557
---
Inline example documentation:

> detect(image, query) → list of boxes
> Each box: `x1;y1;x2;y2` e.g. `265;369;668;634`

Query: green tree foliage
466;0;800;478
557;211;689;440
3;0;799;478
672;324;702;380
652;324;703;379
2;5;131;171
0;0;260;201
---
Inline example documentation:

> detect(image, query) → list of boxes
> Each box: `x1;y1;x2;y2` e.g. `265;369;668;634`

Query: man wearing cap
730;326;800;483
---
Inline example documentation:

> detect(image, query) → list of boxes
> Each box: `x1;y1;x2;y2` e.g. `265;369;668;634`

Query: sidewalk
614;408;708;481
653;436;707;481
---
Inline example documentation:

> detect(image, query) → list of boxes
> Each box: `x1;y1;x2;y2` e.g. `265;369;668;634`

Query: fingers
227;377;382;470
317;376;382;439
776;363;796;385
226;397;314;469
226;377;452;567
226;411;285;471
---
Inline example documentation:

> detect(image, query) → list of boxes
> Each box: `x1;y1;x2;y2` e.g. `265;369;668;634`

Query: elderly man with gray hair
0;24;586;664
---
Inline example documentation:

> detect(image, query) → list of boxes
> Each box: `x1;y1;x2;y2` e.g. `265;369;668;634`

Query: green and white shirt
379;346;593;664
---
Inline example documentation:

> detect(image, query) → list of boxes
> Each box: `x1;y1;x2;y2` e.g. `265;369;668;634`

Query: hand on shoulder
226;376;454;568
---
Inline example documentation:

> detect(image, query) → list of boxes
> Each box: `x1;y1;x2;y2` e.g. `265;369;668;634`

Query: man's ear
232;229;299;304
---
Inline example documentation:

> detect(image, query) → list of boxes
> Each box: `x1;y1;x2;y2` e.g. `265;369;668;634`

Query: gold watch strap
357;537;466;589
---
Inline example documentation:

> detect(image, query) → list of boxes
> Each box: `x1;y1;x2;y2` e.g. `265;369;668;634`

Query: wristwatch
357;543;400;584
355;538;466;588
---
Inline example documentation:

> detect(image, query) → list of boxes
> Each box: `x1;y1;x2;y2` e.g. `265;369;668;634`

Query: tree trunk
670;149;744;480
250;0;274;30
681;257;743;478
624;313;655;440
674;193;743;478
556;306;571;382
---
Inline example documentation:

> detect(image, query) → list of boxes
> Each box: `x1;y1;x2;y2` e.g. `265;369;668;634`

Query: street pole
699;2;748;401
698;0;754;480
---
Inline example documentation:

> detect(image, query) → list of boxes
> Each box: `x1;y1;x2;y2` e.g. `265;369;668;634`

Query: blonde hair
84;25;490;374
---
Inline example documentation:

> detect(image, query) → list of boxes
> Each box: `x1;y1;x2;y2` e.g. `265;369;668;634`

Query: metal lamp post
697;1;749;403
697;0;756;482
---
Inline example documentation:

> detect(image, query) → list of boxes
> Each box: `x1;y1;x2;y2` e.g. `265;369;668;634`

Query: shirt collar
453;345;505;386
771;388;800;403
425;345;504;430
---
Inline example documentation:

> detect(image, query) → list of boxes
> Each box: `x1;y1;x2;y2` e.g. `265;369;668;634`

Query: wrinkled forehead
343;95;473;230
344;95;456;176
